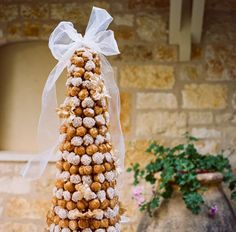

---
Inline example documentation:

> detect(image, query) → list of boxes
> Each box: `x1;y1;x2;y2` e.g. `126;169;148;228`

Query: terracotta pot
137;173;236;232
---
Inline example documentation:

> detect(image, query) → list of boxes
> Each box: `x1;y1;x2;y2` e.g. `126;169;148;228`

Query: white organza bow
21;6;125;180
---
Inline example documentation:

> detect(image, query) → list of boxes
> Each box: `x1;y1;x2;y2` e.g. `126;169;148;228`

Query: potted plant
128;133;236;231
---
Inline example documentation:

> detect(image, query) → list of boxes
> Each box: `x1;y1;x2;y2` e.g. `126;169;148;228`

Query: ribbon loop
85;7;113;39
49;22;77;60
21;6;125;180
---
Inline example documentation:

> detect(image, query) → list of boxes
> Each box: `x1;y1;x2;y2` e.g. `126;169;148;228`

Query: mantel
0;151;57;162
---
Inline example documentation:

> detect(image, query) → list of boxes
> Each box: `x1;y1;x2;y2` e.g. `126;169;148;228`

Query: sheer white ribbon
21;6;125;180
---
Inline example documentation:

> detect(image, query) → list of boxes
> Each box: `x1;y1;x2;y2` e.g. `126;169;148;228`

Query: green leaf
139;195;160;217
129;163;142;185
223;171;234;183
175;159;195;172
153;145;165;155
182;192;204;214
231;191;236;200
150;196;160;209
185;132;199;142
133;163;140;170
145;173;156;184
160;167;174;187
140;203;148;211
161;184;173;199
127;167;132;172
146;142;157;153
185;144;198;157
176;173;197;186
145;159;163;173
229;180;236;191
172;144;184;152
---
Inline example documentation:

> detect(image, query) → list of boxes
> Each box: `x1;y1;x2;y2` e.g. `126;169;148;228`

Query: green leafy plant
127;133;236;216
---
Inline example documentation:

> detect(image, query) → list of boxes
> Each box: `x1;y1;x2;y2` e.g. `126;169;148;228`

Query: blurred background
0;0;236;231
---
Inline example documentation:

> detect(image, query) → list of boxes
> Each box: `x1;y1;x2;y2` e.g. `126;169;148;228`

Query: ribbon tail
21;48;75;180
85;7;113;39
100;55;125;172
21;145;57;180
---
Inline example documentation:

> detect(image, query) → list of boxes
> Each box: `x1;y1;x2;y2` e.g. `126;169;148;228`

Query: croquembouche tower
47;48;124;232
22;7;125;232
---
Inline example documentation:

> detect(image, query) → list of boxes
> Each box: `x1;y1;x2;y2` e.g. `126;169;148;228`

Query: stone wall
0;0;236;231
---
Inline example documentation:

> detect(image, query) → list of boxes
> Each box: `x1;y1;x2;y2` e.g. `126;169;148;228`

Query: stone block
128;0;169;9
113;14;134;26
5;197;48;219
23;22;40;37
0;162;24;175
0;176;31;194
120;65;175;89
179;64;203;81
0;4;18;22
0;223;38;232
194;140;221;154
206;0;236;12
136;111;186;137
188;112;213;125
215;113;233;124
154;45;177;62
136;92;177;109
20;3;49;19
191;44;202;60
111;44;152;62
125;140;153;168
203;12;236;43
113;26;135;40
6;22;22;39
191;128;221;139
136;14;167;42
51;2;109;25
50;3;88;25
182;84;228;109
205;44;236;81
222;127;236;153
120;92;132;134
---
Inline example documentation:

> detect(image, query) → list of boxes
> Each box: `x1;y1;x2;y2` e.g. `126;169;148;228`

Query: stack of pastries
46;48;121;232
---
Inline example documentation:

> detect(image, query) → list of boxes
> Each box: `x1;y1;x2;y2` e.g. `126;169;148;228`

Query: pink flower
208;205;218;217
132;186;145;206
133;186;143;196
